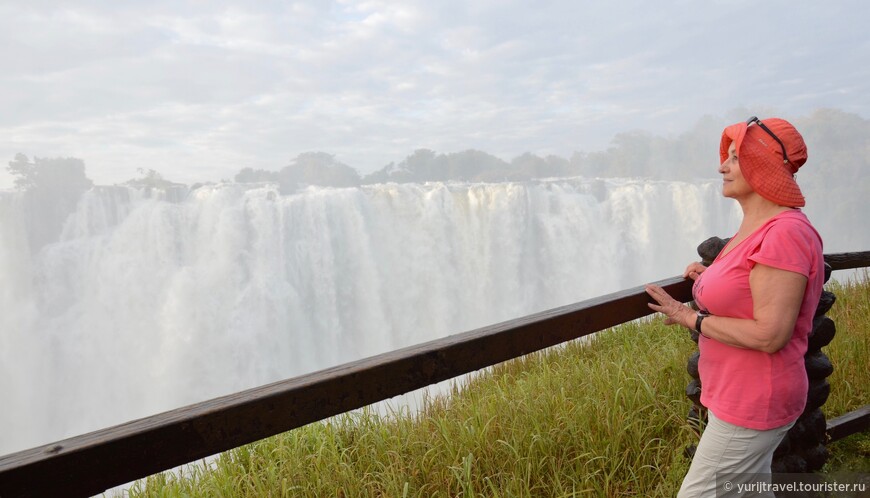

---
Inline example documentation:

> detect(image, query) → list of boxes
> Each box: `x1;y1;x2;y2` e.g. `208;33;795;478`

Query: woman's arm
645;263;807;353
701;264;807;352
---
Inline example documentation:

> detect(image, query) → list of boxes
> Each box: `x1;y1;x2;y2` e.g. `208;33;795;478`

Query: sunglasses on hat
746;116;790;166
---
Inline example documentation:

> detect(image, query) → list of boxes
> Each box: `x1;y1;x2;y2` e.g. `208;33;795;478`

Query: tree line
9;109;866;194
7;108;869;250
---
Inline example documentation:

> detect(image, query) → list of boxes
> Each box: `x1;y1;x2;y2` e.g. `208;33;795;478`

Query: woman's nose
718;160;728;174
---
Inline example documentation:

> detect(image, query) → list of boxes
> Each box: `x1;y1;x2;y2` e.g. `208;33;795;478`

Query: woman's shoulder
764;209;821;240
755;209;823;257
751;209;814;239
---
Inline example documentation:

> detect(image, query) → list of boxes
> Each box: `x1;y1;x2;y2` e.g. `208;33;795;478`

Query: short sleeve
749;217;821;277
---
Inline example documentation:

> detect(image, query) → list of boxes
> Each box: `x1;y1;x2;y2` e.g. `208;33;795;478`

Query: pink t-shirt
692;210;824;430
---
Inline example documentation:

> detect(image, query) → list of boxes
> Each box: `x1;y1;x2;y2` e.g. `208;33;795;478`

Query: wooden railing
1;251;868;498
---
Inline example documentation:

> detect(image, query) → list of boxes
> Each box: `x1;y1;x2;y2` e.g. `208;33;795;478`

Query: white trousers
677;410;794;498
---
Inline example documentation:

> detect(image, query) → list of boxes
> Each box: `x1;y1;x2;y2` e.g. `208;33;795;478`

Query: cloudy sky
1;0;868;188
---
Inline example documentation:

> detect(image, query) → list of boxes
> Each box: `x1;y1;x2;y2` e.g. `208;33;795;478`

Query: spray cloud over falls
0;178;739;454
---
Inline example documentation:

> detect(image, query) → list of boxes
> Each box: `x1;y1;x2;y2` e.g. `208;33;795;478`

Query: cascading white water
0;178;740;456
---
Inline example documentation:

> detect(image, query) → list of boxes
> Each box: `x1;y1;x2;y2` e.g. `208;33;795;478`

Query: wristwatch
695;311;710;336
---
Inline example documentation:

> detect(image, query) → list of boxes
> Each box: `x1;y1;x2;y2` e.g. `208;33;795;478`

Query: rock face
685;236;835;473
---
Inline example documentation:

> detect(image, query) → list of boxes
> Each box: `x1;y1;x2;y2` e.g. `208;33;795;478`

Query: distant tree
568;151;592;177
404;149;439;180
7;154;94;250
793;109;870;250
7;154;93;192
7;153;37;189
505;152;573;180
445;150;506;181
363;149;510;184
234;167;279;184
123;168;182;189
277;152;361;193
577;131;671;179
361;162;401;184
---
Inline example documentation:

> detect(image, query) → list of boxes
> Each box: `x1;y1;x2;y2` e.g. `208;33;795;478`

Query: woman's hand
645;284;694;329
683;262;707;281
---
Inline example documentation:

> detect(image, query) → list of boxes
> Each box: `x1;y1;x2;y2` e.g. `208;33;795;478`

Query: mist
0;108;867;459
5;108;867;252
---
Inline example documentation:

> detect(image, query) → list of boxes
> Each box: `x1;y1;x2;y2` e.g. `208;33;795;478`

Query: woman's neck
736;193;791;232
715;193;792;259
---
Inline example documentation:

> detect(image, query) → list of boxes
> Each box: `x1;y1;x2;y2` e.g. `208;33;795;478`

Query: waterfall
0;178;739;455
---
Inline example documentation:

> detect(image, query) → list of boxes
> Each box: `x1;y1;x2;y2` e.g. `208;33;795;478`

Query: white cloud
1;0;869;188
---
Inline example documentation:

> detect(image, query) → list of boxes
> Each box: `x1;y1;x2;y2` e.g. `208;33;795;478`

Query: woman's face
719;141;753;199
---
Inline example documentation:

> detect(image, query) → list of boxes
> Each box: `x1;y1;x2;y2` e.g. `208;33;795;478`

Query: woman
645;116;824;497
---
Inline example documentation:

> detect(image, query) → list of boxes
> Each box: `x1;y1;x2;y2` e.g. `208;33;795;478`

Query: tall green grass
128;274;870;497
818;271;870;473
